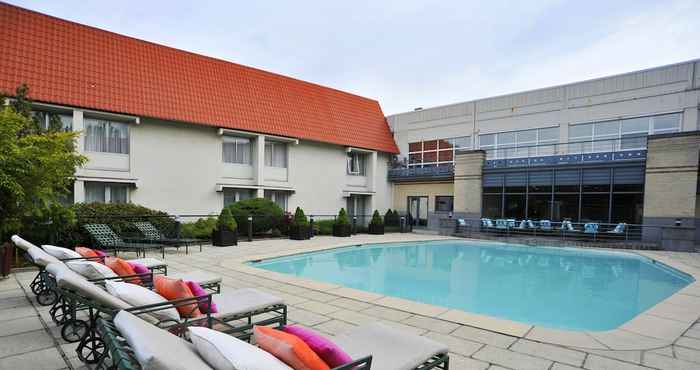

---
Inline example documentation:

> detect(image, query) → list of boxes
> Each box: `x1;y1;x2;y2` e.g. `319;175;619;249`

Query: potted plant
333;208;352;237
368;210;384;235
289;207;311;240
212;208;238;246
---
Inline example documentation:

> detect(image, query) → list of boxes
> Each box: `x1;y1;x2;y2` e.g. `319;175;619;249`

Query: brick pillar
643;131;700;249
454;150;486;219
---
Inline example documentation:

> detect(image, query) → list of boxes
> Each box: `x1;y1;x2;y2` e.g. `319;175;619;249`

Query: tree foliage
335;208;350;225
293;207;309;226
217;208;238;231
0;85;86;240
370;210;383;225
227;198;283;234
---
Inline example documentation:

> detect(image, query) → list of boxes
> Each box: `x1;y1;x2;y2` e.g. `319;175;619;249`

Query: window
568;113;682;154
435;196;454;212
347;152;366;175
223;188;254;206
264;190;288;211
265;142;287;168
479;127;559;159
222;137;252;164
84;118;129;154
407;136;471;167
85;182;128;204
33;110;72;131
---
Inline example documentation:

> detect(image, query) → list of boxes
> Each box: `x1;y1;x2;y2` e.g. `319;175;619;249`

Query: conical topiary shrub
333;208;352;237
212;208;238;246
289;207;311;240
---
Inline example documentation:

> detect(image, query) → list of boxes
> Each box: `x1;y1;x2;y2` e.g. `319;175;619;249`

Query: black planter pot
289;224;311;240
212;229;238;247
333;223;352;237
368;223;384;235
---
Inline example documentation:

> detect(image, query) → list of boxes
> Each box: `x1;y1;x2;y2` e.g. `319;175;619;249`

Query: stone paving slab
6;234;700;369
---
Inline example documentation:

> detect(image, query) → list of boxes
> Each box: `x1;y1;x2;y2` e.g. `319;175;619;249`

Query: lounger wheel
77;336;105;364
36;289;58;306
61;319;89;343
30;280;45;295
50;301;70;325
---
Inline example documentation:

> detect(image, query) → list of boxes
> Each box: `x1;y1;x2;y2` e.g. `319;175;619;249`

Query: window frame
84;182;129;204
84;118;130;154
264;141;288;168
347;152;367;176
434;196;454;212
222;136;252;165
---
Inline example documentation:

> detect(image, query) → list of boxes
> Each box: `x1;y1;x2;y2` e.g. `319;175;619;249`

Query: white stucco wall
71;116;393;217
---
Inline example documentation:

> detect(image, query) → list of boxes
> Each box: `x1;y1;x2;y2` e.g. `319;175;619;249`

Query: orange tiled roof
0;3;398;153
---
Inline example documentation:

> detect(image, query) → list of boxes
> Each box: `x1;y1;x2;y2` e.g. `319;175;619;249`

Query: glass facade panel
611;193;644;224
504;194;526;219
527;194;551;220
435;196;454;212
483;195;502;218
553;194;579;221
406;136;471;167
580;193;610;222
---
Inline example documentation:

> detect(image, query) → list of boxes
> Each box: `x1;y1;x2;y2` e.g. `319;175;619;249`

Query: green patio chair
131;221;205;254
83;224;166;259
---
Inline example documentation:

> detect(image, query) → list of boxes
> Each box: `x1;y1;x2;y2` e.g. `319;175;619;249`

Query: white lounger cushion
189;327;293;370
26;246;61;267
169;270;221;286
114;310;213;370
66;260;118;280
105;281;180;323
130;257;166;269
11;235;37;252
334;322;448;370
212;288;283;320
42;245;82;260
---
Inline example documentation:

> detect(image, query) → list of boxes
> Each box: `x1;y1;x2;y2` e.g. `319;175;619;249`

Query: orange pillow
75;246;99;259
154;276;201;318
254;326;330;370
105;257;142;285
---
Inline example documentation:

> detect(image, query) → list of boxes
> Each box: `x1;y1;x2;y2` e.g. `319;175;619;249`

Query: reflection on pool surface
251;240;693;331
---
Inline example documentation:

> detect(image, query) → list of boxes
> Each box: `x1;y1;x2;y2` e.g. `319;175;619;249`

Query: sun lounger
584;223;599;234
608;222;626;234
539;220;553;231
96;311;449;370
480;218;494;228
132;221;206;254
83;224;167;258
560;220;576;232
46;262;286;363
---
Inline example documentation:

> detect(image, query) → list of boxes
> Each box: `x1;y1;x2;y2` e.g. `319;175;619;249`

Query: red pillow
75;246;99;259
154;276;201;318
105;257;142;285
254;326;330;370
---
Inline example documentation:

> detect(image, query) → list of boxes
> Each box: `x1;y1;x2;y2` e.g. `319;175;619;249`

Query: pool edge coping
220;235;700;351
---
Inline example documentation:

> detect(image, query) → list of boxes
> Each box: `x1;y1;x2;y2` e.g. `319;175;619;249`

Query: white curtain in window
84;119;128;154
85;182;106;203
222;137;251;164
110;185;128;204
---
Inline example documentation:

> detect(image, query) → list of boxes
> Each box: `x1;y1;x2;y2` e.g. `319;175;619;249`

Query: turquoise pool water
251;240;694;331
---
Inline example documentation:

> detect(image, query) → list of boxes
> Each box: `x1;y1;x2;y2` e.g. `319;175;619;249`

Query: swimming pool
251;240;694;331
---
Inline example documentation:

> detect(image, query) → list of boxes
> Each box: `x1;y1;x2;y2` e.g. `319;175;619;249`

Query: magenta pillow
94;249;108;258
186;280;218;314
126;261;150;283
282;325;353;367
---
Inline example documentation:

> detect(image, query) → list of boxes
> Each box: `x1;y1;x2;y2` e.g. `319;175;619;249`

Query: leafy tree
335;208;350;225
227;198;283;234
293;207;309;226
0;85;86;241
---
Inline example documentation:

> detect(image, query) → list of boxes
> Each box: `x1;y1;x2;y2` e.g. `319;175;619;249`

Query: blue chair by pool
539;220;553;231
584;223;599;234
506;219;517;228
517;220;528;229
561;220;576;232
495;219;508;229
608;222;626;234
526;219;536;229
481;218;494;228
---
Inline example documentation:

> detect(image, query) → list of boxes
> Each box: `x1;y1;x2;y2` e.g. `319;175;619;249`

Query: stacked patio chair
132;221;206;254
46;261;287;364
83;224;168;258
96;310;449;370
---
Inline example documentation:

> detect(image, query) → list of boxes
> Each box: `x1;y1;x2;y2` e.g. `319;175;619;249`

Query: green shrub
335;208;350;225
370;210;383;225
217;208;237;231
16;203;79;248
313;220;335;235
227;198;283;234
293;207;309;226
384;209;400;226
180;217;217;239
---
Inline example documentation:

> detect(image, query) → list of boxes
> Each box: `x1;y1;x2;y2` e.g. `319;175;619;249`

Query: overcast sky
9;0;700;115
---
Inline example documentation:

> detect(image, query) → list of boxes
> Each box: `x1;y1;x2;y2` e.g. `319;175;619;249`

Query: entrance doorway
346;195;368;225
407;196;429;227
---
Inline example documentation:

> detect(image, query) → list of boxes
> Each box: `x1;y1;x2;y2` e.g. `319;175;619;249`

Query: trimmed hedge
227;198;284;234
180;217;217;239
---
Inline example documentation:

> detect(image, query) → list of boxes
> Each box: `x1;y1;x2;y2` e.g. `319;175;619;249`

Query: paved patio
3;233;700;370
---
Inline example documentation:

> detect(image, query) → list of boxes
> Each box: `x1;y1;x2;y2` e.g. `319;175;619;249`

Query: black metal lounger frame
131;221;206;254
95;316;450;370
45;272;287;365
83;224;167;258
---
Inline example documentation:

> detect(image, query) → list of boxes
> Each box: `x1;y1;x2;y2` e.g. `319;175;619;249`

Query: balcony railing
388;165;454;181
483;136;648;169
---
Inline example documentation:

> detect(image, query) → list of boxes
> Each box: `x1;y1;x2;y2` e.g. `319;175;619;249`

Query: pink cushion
126;261;150;283
94;249;108;258
282;325;352;367
186;280;218;314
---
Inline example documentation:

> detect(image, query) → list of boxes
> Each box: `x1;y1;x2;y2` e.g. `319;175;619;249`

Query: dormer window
347;152;366;176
